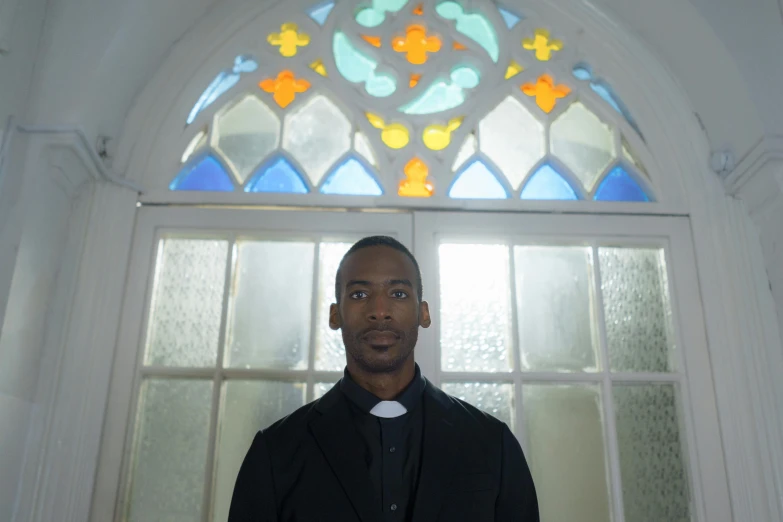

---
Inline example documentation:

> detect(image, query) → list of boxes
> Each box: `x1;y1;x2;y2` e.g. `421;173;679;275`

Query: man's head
330;236;431;374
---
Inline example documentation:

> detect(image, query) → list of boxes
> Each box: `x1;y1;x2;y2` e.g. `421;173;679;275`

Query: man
229;236;539;521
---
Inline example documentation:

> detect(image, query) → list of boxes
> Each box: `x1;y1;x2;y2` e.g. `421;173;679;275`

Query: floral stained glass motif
308;2;335;26
436;2;499;62
479;96;545;190
594;166;650;202
573;63;643;139
399;157;434;197
435;2;499;62
392;25;442;64
520;164;578;200
452;133;477;171
399;65;480;114
320;158;383;195
422;117;463;151
186;55;258;125
171;156;234;192
259;71;311;108
367;113;410;149
355;0;409;28
498;6;522;29
521;74;571;113
268;23;310;57
449;160;508;199
282;95;352;186
333;32;397;97
522;28;563;61
550;102;615;192
245;157;309;194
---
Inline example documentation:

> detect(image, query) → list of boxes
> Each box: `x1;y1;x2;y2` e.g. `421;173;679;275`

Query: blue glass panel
321;158;383;196
186;55;258;125
572;64;592;81
435;2;499;61
245;157;309;194
400;65;479;114
498;7;521;29
520;164;578;200
594;166;650;202
572;63;643;139
308;2;335;25
170;156;234;191
449;160;509;199
333;32;397;97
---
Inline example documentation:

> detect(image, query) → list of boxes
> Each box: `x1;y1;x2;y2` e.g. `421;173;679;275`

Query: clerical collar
340;363;425;418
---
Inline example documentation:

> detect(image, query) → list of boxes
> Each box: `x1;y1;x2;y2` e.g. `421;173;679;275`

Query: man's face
330;246;431;373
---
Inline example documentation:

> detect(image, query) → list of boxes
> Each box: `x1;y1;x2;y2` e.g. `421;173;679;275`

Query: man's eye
350;291;368;299
392;290;408;299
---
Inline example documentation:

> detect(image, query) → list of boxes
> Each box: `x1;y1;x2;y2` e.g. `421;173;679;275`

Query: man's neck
346;359;416;401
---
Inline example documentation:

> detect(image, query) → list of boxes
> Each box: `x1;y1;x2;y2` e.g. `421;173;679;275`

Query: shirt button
390;504;398;511
389;446;396;453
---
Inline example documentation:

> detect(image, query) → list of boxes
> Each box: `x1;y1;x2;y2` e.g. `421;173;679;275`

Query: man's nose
367;294;392;321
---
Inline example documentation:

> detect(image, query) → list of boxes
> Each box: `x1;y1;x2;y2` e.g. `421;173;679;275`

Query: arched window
174;0;652;203
96;2;730;522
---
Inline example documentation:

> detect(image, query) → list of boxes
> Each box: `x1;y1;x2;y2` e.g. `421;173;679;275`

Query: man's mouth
362;330;400;347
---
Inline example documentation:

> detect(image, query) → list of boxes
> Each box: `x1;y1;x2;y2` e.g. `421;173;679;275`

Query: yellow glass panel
309;59;328;77
423;117;463;151
367;113;410;149
522;28;563;61
521;74;571;113
399;158;434;197
267;23;310;57
258;70;311;109
392;24;442;65
505;60;524;80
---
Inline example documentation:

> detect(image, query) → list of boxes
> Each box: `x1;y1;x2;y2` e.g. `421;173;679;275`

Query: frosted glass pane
523;385;611;522
441;382;514;427
354;132;377;167
452;133;477;171
226;241;315;369
614;385;690;522
599;248;675;372
440;244;512;372
479;96;544;190
448;160;508;199
283;95;352;186
145;239;227;367
551;102;615;192
126;379;212;522
213;381;306;522
181;130;207;163
315;242;353;370
514;247;599;372
215;95;280;183
314;382;335;399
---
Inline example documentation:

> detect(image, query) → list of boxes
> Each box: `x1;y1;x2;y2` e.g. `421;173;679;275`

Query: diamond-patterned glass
599;248;675;372
214;95;280;184
439;243;512;372
479;96;544;190
145;238;228;367
283;95;352;186
551;102;615;192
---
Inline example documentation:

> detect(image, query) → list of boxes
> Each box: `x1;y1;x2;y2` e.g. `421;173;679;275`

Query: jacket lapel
309;383;383;522
411;381;460;522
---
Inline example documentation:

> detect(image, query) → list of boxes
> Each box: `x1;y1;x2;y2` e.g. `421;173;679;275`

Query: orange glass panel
453;41;467;50
267;23;310;57
399;158;434;197
521;74;571;113
361;35;382;47
413;3;424;15
259;71;311;109
409;73;422;88
392;24;442;65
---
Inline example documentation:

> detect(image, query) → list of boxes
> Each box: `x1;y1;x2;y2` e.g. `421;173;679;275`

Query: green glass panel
333;32;396;97
399;66;479;114
436;2;499;62
355;0;409;27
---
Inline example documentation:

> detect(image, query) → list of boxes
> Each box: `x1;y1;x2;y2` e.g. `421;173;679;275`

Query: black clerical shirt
339;365;426;522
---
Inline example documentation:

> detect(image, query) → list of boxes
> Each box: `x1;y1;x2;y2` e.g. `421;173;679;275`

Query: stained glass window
173;0;655;203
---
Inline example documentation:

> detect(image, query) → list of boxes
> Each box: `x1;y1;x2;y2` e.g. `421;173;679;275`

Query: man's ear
329;303;341;331
419;301;432;328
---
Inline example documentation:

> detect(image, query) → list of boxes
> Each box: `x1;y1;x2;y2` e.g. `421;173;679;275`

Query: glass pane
523;385;611;522
440;244;512;372
594;166;650;202
355;0;408;27
621;136;647;177
226;241;315;369
333;32;397;97
320;158;383;196
354;132;377;167
551;102;616;192
283;94;352;186
315;242;353;370
145;239;227;367
449;160;509;199
314;381;336;399
181;130;207;164
614;384;690;522
244;156;309;194
215;95;280;184
599;248;675;372
399;65;480;114
479;96;544;190
435;2;499;62
514;247;599;372
186;55;258;125
212;380;306;522
170;156;234;192
520;163;578;200
126;379;213;522
441;382;514;427
498;6;522;29
308;2;334;25
452;133;477;171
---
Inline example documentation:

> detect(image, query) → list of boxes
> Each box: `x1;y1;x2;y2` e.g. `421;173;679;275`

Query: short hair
335;236;423;303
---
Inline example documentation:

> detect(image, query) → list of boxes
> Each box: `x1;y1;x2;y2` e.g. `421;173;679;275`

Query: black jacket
228;379;539;522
